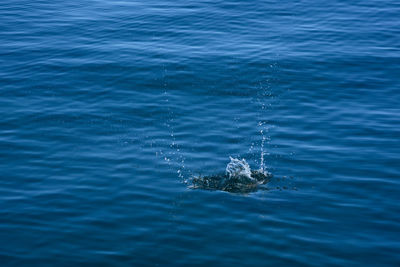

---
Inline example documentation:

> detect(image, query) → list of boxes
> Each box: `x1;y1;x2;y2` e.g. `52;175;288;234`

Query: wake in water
190;157;272;193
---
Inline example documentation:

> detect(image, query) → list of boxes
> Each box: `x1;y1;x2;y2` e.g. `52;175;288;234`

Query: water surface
1;0;399;266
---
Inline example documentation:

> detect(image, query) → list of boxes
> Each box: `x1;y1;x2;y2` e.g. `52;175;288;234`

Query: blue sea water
1;0;400;265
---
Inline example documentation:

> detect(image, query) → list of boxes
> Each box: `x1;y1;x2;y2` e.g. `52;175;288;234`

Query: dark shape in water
191;170;272;193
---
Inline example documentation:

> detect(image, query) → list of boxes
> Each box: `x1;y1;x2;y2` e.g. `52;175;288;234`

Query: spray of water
260;129;265;173
225;157;253;180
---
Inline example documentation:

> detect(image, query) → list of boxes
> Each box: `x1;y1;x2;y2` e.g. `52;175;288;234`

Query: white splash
260;129;265;172
226;157;253;179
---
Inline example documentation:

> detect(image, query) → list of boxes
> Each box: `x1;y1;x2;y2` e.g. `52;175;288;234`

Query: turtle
191;169;272;193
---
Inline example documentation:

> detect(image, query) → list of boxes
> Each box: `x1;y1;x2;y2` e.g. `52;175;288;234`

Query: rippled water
1;0;400;265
